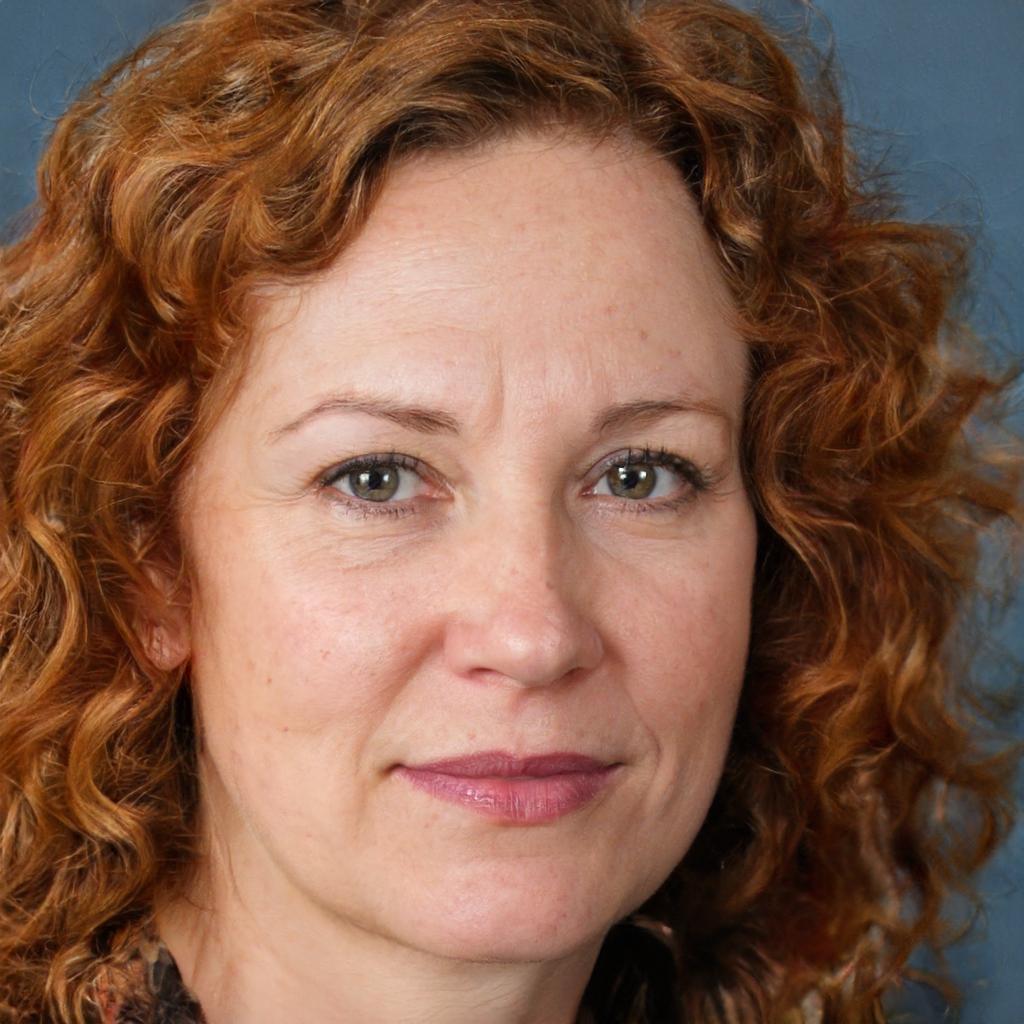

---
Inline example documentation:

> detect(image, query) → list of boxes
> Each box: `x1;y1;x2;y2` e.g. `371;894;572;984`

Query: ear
137;565;192;672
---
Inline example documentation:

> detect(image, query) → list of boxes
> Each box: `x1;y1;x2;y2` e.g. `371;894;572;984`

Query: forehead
241;130;746;428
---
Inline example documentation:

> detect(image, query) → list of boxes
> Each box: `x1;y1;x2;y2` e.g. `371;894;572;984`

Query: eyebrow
266;390;734;443
592;397;733;436
268;393;461;441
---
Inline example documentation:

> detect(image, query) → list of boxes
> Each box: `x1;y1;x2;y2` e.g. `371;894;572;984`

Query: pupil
611;464;656;499
352;466;398;501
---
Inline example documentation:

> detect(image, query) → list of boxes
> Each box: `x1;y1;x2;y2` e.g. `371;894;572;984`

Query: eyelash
316;446;717;520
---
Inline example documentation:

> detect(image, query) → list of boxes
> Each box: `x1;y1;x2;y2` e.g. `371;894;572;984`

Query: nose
441;508;604;689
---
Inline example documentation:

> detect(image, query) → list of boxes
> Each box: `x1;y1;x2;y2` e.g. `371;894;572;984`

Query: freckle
321;649;330;661
265;675;272;687
639;328;649;341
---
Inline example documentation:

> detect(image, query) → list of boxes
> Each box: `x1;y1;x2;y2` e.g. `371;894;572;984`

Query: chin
391;875;626;964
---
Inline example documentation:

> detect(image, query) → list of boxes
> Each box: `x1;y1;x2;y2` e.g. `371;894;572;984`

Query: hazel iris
608;464;657;500
351;466;400;501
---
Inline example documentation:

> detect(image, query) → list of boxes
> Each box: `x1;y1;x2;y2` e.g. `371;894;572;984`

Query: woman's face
172;130;757;964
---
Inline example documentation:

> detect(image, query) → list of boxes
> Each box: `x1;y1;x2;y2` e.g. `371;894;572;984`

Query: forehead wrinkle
248;133;745;458
466;333;507;443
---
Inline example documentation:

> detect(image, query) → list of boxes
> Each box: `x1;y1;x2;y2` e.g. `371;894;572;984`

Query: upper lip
401;751;613;777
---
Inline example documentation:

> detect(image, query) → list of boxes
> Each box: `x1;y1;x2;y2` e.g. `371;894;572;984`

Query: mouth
394;750;622;825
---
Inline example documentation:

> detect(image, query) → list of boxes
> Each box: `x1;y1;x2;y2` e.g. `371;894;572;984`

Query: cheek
185;548;423;853
188;513;434;738
614;506;755;838
629;568;751;725
618;511;755;720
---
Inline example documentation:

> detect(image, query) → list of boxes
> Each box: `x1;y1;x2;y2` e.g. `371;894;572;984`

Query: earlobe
144;613;191;671
137;565;192;671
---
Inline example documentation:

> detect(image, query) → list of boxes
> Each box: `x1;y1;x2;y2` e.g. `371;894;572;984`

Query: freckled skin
155;130;758;1024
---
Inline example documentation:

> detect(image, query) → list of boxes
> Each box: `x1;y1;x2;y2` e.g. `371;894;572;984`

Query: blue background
1;1;1020;1020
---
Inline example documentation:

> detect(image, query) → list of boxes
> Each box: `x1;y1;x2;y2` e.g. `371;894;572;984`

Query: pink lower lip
395;765;620;824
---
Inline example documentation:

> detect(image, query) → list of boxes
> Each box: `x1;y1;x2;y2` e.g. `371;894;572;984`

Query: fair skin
152;129;758;1024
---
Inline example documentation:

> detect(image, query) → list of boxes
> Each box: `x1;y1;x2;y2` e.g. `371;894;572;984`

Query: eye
320;452;429;511
589;447;712;510
317;446;715;521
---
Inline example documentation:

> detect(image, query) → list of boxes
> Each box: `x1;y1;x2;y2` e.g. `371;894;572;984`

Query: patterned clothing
93;924;205;1024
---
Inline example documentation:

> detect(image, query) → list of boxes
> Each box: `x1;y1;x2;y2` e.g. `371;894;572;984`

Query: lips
394;750;620;824
406;751;611;777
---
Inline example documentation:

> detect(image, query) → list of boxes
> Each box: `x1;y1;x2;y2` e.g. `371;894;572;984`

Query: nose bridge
441;496;603;689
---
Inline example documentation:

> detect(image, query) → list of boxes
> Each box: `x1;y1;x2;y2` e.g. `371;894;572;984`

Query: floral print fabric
93;924;205;1024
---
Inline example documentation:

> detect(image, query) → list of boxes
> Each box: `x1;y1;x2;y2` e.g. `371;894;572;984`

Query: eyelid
316;452;440;521
319;451;427;487
587;446;705;485
584;446;715;508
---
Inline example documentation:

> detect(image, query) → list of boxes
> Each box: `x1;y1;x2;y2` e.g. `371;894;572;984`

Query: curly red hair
1;1;1019;1021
